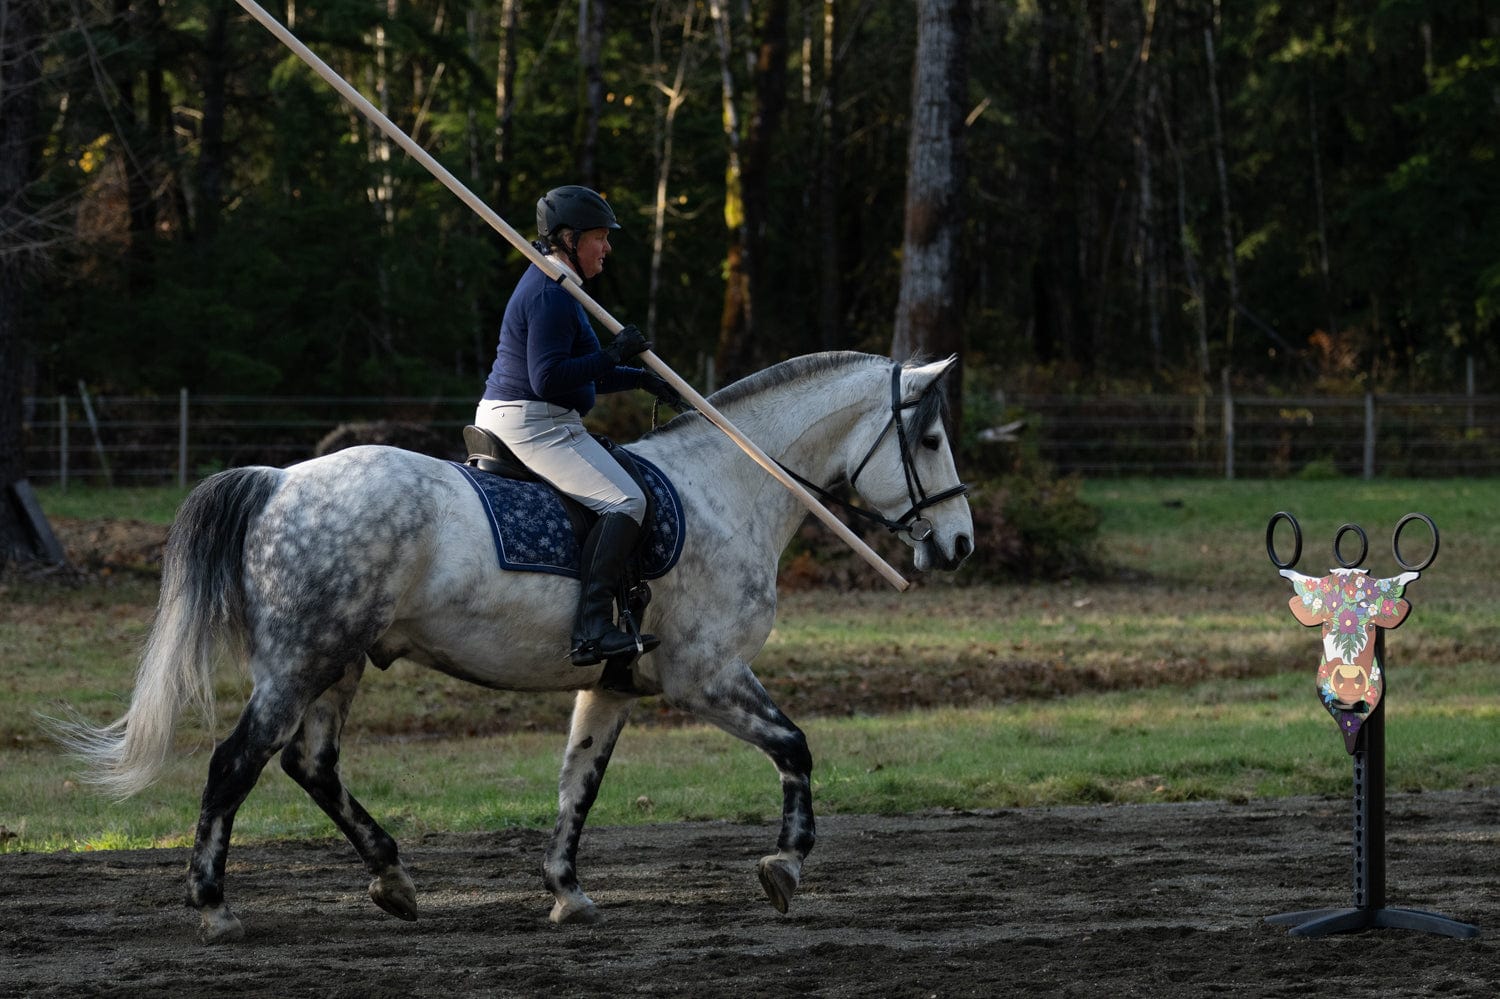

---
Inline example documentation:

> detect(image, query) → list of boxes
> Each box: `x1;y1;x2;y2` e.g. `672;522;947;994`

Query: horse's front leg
676;660;814;915
544;687;636;924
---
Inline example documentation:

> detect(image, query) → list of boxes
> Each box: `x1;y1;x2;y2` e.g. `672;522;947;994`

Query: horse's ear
904;354;959;391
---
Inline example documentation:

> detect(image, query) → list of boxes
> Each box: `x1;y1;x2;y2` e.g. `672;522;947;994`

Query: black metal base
1265;906;1479;939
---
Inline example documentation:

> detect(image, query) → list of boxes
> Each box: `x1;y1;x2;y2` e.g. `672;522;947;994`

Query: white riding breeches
475;399;647;524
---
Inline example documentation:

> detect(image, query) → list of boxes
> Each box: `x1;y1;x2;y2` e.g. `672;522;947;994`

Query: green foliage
1227;7;1500;384
16;2;1500;405
1295;456;1343;480
964;468;1104;582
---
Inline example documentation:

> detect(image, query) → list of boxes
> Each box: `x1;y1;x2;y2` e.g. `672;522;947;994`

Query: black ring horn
1266;511;1302;570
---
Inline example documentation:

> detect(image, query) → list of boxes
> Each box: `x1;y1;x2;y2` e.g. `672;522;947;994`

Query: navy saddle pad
450;454;684;579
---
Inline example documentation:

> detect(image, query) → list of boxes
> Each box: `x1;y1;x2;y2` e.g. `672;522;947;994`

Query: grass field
2;477;1496;852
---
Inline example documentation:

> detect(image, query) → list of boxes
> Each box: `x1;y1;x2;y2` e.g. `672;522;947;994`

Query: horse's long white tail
45;467;282;799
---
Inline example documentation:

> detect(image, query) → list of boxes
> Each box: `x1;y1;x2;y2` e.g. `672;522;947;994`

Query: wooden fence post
1222;369;1235;480
179;388;189;488
1466;354;1475;432
76;381;112;486
58;395;68;492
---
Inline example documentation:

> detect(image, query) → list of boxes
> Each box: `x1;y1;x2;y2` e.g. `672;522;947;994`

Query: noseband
781;365;970;542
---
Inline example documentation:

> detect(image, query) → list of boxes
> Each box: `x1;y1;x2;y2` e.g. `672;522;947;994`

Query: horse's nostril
955;534;973;560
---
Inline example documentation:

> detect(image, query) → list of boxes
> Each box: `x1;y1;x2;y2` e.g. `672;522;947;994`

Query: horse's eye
921;434;941;451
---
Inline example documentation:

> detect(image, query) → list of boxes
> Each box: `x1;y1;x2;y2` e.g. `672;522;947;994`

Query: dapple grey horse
50;351;974;943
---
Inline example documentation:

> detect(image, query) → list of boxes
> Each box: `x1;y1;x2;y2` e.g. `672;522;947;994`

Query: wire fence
19;388;1500;486
21;391;475;487
1008;392;1500;477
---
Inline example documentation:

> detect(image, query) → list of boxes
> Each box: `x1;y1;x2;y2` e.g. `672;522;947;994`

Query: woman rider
476;185;683;667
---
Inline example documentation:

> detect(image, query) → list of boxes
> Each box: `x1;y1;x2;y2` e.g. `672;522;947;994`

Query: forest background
1;1;1498;468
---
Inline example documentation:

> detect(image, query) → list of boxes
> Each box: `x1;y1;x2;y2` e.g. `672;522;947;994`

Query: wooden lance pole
232;0;910;590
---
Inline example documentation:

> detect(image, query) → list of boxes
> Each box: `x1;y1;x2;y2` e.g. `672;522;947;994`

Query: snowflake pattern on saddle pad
451;454;684;580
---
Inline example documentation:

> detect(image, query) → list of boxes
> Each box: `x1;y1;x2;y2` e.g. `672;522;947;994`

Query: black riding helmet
536;185;620;248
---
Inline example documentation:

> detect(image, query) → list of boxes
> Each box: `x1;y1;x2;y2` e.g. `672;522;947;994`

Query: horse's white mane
646;351;910;440
708;351;886;409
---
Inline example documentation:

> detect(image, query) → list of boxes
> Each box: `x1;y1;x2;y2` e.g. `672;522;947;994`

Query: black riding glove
640;371;691;413
604;324;651;364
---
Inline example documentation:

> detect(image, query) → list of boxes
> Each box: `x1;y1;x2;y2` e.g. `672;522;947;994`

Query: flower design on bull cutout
1279;566;1418;753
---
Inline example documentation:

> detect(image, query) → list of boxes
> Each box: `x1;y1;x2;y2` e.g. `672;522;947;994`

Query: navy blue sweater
482;263;644;416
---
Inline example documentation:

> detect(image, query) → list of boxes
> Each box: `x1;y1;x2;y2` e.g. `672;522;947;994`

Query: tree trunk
366;0;398;365
1157;91;1209;384
576;0;606;187
464;5;485;374
738;0;786;362
1026;0;1080;368
195;0;230;241
708;0;751;381
143;0;174;228
647;0;700;338
1203;21;1238;363
891;0;969;436
1308;76;1338;340
110;0;156;297
492;0;519;211
815;0;839;350
1133;0;1159;370
709;0;786;382
370;0;396;231
0;0;47;564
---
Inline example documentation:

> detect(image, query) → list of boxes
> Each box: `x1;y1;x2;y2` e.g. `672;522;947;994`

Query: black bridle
780;365;970;542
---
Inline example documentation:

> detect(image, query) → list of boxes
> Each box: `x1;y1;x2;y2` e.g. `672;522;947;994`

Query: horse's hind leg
543;688;636;924
189;682;326;943
674;660;814;915
279;659;417;922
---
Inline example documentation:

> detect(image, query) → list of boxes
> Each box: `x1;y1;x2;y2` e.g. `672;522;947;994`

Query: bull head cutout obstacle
1264;512;1478;939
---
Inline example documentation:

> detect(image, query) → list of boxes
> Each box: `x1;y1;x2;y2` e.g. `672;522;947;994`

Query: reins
779;365;970;543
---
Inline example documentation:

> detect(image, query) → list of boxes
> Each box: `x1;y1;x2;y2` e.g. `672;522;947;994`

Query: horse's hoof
369;869;419;921
549;898;603;925
757;856;800;914
198;904;245;944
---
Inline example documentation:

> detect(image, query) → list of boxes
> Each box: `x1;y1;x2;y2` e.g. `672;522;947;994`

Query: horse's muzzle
921;532;972;572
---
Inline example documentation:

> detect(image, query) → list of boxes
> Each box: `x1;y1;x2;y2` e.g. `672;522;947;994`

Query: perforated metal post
1350;684;1385;913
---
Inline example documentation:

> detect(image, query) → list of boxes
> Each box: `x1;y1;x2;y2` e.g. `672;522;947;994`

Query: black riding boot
571;512;659;667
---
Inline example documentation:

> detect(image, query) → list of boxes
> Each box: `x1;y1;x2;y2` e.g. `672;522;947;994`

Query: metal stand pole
1265;632;1478;939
